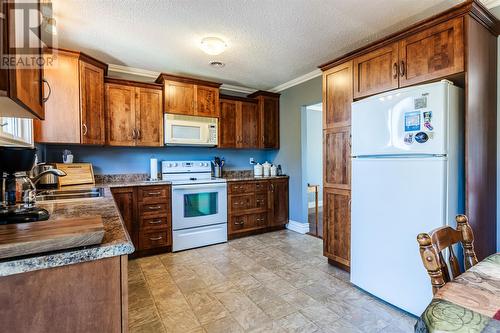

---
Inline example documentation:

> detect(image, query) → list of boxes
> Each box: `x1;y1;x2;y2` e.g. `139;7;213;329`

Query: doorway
301;103;323;237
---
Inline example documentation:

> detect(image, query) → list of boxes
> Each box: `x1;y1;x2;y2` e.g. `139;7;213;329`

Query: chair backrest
417;214;478;294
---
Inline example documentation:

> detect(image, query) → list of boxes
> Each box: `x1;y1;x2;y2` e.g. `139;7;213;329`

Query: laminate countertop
0;182;173;277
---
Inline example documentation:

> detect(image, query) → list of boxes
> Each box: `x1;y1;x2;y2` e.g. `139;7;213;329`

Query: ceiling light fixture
200;37;227;55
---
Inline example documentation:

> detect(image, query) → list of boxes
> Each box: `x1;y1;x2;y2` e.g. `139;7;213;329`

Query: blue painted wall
44;145;271;175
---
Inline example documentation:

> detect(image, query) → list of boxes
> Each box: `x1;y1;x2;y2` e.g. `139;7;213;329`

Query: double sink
36;187;105;201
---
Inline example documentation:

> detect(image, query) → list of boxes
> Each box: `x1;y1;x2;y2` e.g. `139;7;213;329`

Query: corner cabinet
156;73;221;118
248;91;280;149
105;78;163;147
1;0;46;119
322;61;353;271
320;1;499;262
34;49;107;144
219;96;259;148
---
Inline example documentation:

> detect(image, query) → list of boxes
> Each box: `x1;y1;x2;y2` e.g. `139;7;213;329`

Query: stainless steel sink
36;187;105;201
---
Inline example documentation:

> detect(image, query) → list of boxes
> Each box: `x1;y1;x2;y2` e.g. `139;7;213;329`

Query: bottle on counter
270;164;277;177
277;165;283;176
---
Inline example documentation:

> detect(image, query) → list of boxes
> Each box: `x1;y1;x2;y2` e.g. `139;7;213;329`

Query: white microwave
164;114;218;147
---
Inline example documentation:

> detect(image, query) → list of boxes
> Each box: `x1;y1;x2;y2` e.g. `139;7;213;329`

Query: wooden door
239;101;259;148
34;52;81;143
260;96;280;149
323;62;352;129
196;85;219;117
136;87;163;147
80;61;105;145
268;179;289;226
323;188;350;269
6;0;45;119
165;80;195;115
353;42;399;98
105;83;136;146
399;17;464;87
219;99;238;148
111;187;137;248
323;127;351;189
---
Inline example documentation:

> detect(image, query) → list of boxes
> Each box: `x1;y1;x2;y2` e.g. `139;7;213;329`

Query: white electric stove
162;161;227;251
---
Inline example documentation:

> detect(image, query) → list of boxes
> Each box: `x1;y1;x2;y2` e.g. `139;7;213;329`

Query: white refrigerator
350;80;464;316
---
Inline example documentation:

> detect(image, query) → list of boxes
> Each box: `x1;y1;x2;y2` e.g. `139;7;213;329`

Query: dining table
415;253;500;332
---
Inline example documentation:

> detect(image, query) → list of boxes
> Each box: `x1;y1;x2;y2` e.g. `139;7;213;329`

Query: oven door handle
173;183;227;191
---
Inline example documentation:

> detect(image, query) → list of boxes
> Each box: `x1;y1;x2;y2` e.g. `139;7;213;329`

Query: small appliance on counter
162;161;227;252
0;147;66;224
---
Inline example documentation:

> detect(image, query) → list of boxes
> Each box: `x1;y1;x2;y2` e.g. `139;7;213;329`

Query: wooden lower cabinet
323;187;351;271
228;178;289;238
0;255;128;333
111;185;171;257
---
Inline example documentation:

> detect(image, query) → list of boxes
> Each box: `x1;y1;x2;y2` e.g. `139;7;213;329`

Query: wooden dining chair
417;214;478;294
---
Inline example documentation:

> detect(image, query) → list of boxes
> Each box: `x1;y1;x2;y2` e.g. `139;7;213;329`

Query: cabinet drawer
255;193;267;209
230;214;267;233
138;202;169;218
137;186;170;203
139;230;170;250
140;216;170;230
254;181;268;193
230;194;254;211
229;182;255;194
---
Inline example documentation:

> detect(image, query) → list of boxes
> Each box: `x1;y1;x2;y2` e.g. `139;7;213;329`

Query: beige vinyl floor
128;230;417;333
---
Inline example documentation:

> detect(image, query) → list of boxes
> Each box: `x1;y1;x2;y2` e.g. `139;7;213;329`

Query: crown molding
269;69;322;92
108;64;256;94
482;0;500;9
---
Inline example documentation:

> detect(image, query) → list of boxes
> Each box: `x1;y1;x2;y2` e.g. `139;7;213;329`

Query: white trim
483;0;500;9
286;220;310;234
270;69;322;92
108;64;257;94
308;200;323;209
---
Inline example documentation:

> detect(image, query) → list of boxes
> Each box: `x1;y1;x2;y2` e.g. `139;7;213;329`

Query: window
0;117;33;146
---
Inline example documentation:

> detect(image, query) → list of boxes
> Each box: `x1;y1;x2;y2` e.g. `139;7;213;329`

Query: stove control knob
167;163;172;167
205;162;209;167
173;163;178;167
199;162;203;166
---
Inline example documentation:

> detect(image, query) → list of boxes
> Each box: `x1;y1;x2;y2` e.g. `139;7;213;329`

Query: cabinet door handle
399;60;405;77
42;78;51;103
148;191;162;195
149;236;163;241
82;123;88;136
234;220;244;225
148;205;162;210
392;63;398;79
132;129;136;139
149;219;163;224
137;128;141;139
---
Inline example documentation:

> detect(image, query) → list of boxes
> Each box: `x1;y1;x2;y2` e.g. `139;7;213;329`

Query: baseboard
308;201;323;209
286;220;310;234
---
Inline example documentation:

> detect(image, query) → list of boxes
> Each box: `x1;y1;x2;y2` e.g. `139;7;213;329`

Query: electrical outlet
249;157;255;165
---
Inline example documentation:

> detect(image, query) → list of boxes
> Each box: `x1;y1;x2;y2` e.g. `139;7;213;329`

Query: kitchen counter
224;175;289;182
0;185;138;277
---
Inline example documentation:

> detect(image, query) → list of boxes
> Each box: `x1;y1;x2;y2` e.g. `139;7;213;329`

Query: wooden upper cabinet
324;127;351;189
164;80;195;116
248;91;280;149
1;0;45;119
323;61;353;129
34;49;108;144
156;73;221;118
219;99;238;148
353;42;399;99
323;188;351;269
105;83;136;146
105;78;163;147
136;87;163;146
219;96;259;149
399;17;464;87
196;86;219;117
80;61;105;145
240;101;259;148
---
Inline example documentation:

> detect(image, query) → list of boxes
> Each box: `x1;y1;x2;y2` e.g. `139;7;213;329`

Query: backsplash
41;145;274;175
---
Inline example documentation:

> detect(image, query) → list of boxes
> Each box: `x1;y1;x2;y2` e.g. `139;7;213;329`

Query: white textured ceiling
52;0;467;90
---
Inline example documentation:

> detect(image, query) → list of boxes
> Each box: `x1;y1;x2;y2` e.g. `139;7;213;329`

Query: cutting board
55;163;95;187
0;217;105;259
